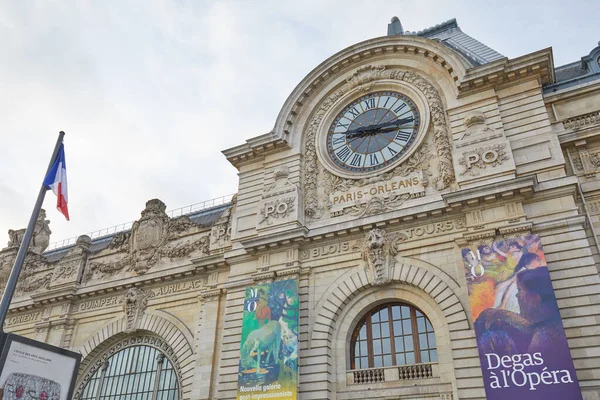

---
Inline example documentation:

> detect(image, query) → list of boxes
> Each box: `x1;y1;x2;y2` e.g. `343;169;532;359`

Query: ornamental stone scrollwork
73;335;181;400
84;199;210;281
258;166;303;231
355;228;407;285
346;65;386;92
458;144;509;176
389;70;455;191
108;231;130;251
120;287;154;333
303;66;454;220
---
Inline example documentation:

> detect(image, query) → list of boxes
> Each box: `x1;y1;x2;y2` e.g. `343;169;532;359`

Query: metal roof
42;203;231;263
388;18;505;66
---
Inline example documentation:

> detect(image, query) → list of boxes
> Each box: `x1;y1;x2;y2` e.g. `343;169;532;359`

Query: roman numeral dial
326;91;420;173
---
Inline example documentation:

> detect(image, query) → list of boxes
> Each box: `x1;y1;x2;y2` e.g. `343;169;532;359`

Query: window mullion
152;353;165;400
410;307;421;364
94;361;109;400
366;316;374;368
388;305;397;366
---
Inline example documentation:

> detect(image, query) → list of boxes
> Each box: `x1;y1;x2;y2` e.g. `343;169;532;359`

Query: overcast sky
1;0;598;248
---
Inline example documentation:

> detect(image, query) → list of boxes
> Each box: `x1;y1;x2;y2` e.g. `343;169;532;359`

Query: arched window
350;303;437;369
80;344;179;400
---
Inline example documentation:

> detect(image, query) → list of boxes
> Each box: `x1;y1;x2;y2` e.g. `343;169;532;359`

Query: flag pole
0;131;65;332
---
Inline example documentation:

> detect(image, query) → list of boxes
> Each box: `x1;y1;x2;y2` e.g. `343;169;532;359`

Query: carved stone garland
73;335;182;400
303;67;455;219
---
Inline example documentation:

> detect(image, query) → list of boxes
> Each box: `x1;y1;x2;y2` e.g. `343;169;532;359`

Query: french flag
43;143;70;220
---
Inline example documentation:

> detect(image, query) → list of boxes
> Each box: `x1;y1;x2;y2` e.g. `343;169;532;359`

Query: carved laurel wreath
303;67;455;219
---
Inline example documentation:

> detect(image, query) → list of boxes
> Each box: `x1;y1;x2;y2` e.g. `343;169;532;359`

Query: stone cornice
442;176;536;208
458;48;554;94
222;131;291;170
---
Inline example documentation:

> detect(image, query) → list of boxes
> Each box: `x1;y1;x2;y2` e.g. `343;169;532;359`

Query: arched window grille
80;345;179;400
350;303;437;369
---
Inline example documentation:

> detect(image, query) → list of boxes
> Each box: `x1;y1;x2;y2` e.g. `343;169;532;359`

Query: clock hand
344;117;415;139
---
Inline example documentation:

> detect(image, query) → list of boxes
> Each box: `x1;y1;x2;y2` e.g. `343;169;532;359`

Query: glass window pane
372;311;379;323
360;341;368;356
428;333;436;348
373;340;382;355
425;320;433;331
383;354;393;367
373;355;383;368
394;337;404;353
382;338;391;354
416;310;423;317
361;357;368;368
401;306;411;319
372;324;380;339
403;319;412;335
83;345;178;400
381;322;390;338
421;350;430;363
379;308;389;322
396;353;405;365
419;334;428;349
430;349;438;362
406;352;415;364
393;320;402;336
417;318;426;333
359;324;367;340
392;306;401;320
404;336;414;351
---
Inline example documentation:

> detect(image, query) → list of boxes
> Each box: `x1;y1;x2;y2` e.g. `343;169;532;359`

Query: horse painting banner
237;278;299;400
462;234;582;399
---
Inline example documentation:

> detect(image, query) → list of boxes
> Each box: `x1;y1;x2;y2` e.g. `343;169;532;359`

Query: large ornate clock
319;89;427;179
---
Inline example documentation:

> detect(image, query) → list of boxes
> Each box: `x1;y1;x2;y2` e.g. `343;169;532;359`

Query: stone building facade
1;18;600;400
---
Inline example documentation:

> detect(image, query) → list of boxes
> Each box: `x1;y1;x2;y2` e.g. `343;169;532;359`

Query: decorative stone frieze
84;199;210;281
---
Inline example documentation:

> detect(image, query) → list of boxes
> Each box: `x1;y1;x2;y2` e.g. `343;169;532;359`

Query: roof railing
46;194;235;252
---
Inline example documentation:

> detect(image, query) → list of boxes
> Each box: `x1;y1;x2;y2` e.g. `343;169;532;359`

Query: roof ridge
407;18;458;36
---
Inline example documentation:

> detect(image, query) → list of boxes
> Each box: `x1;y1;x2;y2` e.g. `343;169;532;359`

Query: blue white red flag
43;143;70;220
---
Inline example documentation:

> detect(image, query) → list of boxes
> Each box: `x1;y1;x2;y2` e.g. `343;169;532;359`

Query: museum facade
1;17;600;400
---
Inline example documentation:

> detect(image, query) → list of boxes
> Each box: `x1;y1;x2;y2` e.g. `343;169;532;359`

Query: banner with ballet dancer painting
237;279;299;400
462;234;582;399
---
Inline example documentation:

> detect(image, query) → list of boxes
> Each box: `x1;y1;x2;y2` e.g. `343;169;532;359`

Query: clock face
327;91;420;173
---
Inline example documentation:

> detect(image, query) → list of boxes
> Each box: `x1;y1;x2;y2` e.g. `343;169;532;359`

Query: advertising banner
237;278;299;400
461;234;582;399
0;333;81;400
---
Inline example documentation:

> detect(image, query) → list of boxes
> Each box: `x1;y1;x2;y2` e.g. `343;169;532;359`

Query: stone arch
75;311;195;399
310;256;470;345
273;35;469;146
331;283;458;398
